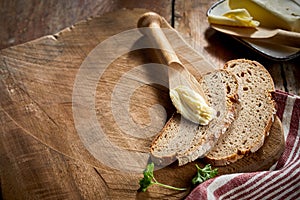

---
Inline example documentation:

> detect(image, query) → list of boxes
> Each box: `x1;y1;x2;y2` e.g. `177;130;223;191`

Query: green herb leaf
138;163;217;192
144;162;154;179
138;162;187;192
138;162;155;192
192;164;218;186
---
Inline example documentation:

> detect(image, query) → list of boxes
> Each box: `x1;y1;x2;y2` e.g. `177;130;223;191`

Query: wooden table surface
0;1;299;199
1;0;299;95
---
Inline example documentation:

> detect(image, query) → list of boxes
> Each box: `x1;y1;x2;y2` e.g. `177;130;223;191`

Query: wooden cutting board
0;8;285;199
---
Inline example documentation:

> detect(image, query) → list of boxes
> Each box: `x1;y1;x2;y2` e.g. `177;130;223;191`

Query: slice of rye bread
150;69;238;166
204;59;276;166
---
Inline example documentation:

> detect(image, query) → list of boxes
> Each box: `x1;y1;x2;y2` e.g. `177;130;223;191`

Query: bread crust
149;113;179;165
150;70;239;166
204;59;276;166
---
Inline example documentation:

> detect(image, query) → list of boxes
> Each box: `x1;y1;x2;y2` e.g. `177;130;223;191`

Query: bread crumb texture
205;59;275;166
150;70;238;166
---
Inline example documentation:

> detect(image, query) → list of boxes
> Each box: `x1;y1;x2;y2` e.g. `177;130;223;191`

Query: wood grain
0;0;172;50
0;9;150;200
0;8;285;199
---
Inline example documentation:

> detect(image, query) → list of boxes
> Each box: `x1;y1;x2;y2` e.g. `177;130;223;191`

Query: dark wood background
1;0;299;95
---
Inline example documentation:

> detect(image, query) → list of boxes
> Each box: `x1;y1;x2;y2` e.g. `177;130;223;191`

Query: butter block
208;8;260;27
229;0;300;32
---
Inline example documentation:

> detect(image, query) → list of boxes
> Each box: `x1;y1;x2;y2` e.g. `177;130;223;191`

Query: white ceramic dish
207;0;300;61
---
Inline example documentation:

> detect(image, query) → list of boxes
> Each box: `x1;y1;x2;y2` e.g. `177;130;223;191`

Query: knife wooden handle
137;12;208;103
137;12;183;68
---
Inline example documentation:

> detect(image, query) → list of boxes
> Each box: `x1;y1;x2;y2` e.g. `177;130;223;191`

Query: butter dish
207;0;300;60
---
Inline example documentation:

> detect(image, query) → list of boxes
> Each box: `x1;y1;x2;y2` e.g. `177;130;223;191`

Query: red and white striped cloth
186;90;300;200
